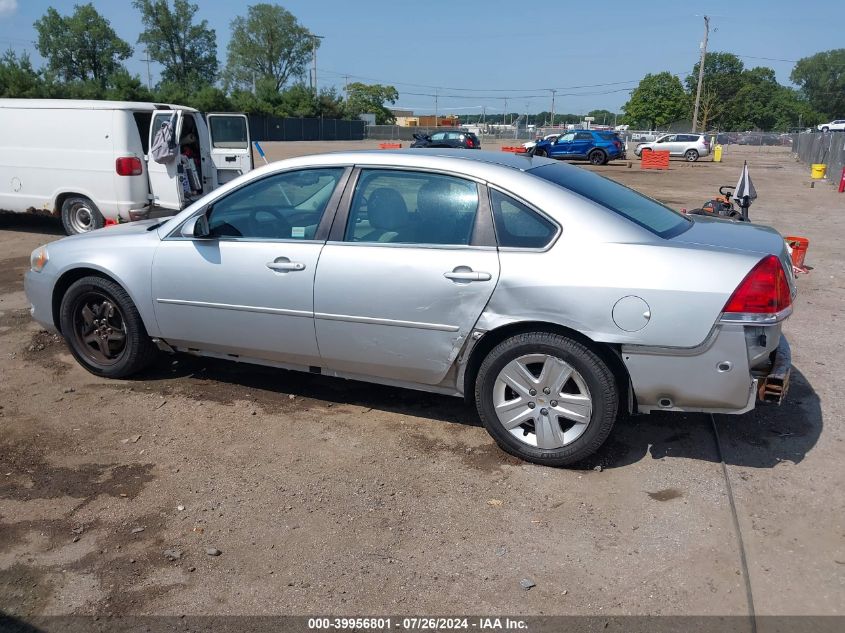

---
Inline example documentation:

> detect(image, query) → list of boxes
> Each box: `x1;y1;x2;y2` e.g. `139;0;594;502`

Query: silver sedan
24;150;794;466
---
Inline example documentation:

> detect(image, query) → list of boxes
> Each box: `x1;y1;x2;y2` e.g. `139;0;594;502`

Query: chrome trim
314;312;460;332
719;306;792;325
156;298;311;318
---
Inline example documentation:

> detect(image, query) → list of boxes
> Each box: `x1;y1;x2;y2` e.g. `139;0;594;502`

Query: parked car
522;133;561;151
716;132;739;145
24;150;794;467
635;134;710;161
817;120;845;132
0;99;252;235
411;130;480;149
533;130;625;165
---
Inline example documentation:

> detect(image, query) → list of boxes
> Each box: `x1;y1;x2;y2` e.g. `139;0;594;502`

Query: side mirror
181;210;211;239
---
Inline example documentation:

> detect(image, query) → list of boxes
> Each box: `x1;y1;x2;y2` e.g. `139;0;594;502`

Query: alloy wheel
71;291;128;366
492;353;593;450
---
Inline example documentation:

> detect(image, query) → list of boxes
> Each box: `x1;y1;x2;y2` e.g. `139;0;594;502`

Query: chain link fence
247;115;366;141
792;132;845;185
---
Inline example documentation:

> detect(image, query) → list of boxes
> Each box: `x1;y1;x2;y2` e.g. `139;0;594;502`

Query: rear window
133;112;152;153
530;163;690;238
598;132;617;140
209;116;248;149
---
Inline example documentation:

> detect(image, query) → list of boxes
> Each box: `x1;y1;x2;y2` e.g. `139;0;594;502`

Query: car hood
61;218;163;242
672;215;787;256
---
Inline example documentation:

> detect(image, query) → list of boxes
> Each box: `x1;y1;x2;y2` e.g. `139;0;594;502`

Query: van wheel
475;332;618;467
61;196;104;235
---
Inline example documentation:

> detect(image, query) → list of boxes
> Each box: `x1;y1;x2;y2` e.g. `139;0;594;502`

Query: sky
0;0;840;117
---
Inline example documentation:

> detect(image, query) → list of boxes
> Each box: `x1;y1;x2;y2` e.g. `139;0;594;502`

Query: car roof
0;98;199;112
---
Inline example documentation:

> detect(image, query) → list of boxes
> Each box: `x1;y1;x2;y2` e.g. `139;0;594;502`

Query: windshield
529;163;691;238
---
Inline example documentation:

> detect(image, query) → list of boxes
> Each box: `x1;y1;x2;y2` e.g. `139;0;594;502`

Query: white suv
817;120;845;132
634;133;711;162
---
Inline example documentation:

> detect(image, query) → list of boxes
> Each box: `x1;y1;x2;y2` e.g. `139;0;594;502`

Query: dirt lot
0;143;843;623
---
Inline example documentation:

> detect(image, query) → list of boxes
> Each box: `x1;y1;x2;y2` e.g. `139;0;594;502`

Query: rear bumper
622;325;791;415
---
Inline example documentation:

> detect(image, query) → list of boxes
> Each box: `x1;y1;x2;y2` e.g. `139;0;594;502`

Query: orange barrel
785;236;809;268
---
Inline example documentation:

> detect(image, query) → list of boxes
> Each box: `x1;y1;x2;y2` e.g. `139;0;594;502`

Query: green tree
0;50;44;98
586;109;618;125
344;82;398;124
134;0;218;90
790;49;845;120
225;3;315;92
622;72;689;130
33;4;132;85
686;52;745;130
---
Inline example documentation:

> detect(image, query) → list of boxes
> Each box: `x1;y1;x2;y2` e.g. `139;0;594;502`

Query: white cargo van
0;99;252;234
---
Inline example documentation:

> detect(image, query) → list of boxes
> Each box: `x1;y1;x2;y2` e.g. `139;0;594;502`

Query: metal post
691;15;710;133
311;34;324;96
550;89;556;128
434;88;438;127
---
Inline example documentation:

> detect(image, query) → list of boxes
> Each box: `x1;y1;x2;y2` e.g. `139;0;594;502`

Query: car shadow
136;355;821;470
135;352;482;428
0;213;65;236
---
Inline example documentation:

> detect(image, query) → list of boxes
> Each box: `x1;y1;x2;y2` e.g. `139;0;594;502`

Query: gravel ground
0;143;842;620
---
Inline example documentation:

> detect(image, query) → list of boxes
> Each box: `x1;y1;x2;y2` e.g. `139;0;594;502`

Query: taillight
466;137;474;148
116;156;143;176
723;255;791;314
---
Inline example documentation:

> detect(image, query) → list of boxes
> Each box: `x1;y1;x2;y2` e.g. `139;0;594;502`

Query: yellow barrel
811;164;827;179
713;144;723;162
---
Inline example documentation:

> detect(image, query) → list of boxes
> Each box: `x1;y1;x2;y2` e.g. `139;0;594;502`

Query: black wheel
684;149;699;162
533;148;546;157
61;196;104;235
821;127;829;133
588;149;607;165
59;276;157;378
474;332;618;467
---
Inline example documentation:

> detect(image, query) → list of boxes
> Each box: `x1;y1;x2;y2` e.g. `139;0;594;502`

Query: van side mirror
181;210;211;238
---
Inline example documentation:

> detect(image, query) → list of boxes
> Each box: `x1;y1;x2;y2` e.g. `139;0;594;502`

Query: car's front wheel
475;332;618;467
685;149;700;162
533;147;547;157
821;127;829;133
59;276;158;378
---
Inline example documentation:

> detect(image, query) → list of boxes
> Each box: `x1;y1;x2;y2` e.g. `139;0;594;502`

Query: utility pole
311;34;324;96
434;88;438;127
343;75;350;103
691;15;710;133
503;98;508;125
550;89;556;128
141;47;152;90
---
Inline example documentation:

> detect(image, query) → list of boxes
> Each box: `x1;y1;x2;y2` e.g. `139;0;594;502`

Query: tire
821;127;829;133
588;149;607;166
684;149;699;162
61;196;104;235
59;276;157;378
533;148;547;157
474;332;618;467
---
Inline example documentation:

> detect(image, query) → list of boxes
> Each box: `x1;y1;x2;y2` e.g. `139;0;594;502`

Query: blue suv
533;130;625;165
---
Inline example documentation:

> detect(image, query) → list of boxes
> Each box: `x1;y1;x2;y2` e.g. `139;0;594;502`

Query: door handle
266;261;306;272
444;270;491;282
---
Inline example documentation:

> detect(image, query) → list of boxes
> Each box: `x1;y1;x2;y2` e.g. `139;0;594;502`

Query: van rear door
206;113;252;186
146;109;184;210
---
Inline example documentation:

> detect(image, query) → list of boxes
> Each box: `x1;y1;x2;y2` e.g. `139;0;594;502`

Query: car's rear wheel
821;127;829;133
61;196;104;235
588;149;607;165
475;332;618;467
59;276;157;378
685;149;699;162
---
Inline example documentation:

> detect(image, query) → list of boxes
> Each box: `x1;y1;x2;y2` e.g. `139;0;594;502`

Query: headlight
30;246;49;272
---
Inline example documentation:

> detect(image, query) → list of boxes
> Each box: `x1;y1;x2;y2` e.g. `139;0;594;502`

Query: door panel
207;113;252;186
313;167;499;385
147;110;184;210
152;240;322;364
314;245;499;384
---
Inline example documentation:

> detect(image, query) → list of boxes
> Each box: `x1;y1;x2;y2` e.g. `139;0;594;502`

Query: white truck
0;99;252;234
